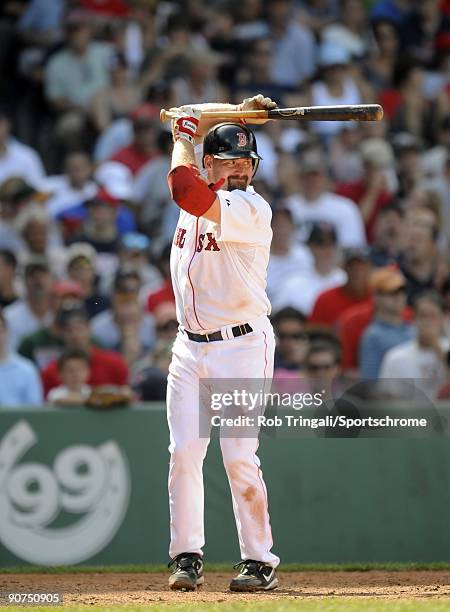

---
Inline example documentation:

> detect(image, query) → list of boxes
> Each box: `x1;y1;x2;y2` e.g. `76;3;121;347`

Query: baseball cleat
229;559;278;592
168;552;204;590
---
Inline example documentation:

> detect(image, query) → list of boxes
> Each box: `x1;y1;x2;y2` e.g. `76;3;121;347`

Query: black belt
186;323;253;343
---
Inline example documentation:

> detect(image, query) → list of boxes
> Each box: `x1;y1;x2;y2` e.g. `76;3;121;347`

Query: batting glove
171;106;202;144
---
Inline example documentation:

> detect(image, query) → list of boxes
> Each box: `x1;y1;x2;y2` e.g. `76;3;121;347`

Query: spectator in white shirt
285;148;366;248
273;222;347;315
379;290;450;400
39;150;97;218
0;110;45;187
267;207;312;304
265;0;316;87
4;257;54;351
44;16;112;148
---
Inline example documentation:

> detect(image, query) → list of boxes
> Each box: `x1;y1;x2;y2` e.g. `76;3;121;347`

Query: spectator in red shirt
338;273;414;373
111;104;161;176
335;138;395;241
80;0;130;17
309;247;372;328
338;299;375;372
41;305;128;397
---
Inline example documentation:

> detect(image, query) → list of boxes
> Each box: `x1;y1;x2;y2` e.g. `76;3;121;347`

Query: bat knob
375;105;384;121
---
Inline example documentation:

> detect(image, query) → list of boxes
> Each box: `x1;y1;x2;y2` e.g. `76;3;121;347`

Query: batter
166;95;280;592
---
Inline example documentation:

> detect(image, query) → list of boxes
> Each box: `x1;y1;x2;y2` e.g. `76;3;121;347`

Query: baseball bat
159;104;383;122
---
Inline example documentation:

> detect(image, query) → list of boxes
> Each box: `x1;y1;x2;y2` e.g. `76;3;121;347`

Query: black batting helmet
203;123;262;175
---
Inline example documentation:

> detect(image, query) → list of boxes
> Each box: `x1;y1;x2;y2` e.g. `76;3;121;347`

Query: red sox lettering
174;227;221;252
196;233;220;252
173;228;186;248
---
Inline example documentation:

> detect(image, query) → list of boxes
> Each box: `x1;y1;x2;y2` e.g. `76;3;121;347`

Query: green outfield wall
0;404;449;567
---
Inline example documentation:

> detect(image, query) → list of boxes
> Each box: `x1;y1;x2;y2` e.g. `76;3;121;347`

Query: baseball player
166;94;280;592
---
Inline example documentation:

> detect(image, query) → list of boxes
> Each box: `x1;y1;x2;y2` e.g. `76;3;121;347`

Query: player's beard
227;175;249;191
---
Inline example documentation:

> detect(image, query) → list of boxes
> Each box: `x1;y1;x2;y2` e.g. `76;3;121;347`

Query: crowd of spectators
0;0;450;407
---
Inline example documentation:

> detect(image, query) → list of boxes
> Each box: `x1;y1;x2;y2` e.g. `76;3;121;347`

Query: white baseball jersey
167;179;280;567
170;186;273;332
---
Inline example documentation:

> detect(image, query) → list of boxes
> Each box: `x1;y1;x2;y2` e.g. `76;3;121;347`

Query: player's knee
220;440;257;473
170;439;208;465
221;437;258;458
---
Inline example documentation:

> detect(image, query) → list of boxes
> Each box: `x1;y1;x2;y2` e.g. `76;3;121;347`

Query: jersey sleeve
215;189;272;246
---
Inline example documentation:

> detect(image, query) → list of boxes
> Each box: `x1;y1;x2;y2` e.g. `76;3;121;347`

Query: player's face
208;157;254;191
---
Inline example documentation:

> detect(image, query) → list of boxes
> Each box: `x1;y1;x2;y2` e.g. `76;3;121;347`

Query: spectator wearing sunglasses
271;307;309;372
305;339;341;381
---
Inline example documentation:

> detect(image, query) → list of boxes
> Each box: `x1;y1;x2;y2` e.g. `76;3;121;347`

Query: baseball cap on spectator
0;177;47;205
66;242;96;267
360;138;394;168
130;103;159;126
307;222;337;245
87;187;120;208
343;247;371;263
318;42;351;67
113;269;141;294
94;161;134;201
369;266;406;294
154;301;178;333
299;149;327;174
51;280;86;299
391;132;421;153
55;304;89;328
272;203;293;218
120;232;151;252
23;255;50;276
15;204;49;235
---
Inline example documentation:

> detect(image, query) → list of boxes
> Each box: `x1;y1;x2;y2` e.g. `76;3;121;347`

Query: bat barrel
268;104;383;121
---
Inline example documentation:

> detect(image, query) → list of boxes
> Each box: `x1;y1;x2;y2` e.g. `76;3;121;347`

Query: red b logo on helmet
237;132;247;147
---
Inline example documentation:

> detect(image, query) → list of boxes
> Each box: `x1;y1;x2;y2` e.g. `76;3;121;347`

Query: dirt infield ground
2;571;450;605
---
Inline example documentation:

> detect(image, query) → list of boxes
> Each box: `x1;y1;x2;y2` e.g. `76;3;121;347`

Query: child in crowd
47;348;91;406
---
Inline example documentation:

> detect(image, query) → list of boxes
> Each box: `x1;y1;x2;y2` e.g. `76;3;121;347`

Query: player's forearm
168;106;220;223
170;139;196;170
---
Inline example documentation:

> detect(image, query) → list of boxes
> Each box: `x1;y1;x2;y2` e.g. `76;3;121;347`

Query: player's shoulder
219;186;272;215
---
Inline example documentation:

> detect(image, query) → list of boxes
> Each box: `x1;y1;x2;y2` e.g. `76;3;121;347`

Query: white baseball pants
166;314;280;567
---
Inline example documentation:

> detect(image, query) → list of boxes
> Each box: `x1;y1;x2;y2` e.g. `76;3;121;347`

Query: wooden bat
159;104;383;123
